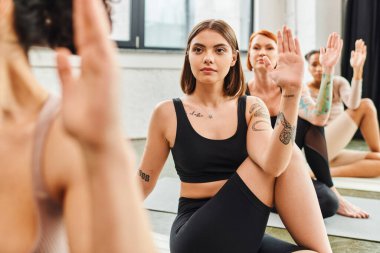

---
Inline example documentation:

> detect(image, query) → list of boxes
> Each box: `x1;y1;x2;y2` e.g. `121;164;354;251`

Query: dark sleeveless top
171;96;248;183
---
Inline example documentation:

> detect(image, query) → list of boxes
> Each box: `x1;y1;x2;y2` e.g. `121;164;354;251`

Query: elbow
264;164;288;177
309;115;328;126
142;183;155;199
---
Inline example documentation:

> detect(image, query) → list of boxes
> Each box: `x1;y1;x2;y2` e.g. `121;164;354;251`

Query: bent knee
359;98;377;112
365;151;380;160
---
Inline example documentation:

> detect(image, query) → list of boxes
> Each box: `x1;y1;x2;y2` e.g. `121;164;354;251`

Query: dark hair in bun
304;49;320;62
13;0;112;53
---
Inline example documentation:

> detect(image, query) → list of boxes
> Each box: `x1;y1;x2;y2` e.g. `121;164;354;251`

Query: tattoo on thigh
252;120;271;131
275;112;295;145
139;169;150;182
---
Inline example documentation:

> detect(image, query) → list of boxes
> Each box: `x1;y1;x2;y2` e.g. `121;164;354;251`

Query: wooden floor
133;139;380;253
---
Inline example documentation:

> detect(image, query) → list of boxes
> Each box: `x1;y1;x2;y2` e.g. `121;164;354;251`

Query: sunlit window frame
114;0;254;52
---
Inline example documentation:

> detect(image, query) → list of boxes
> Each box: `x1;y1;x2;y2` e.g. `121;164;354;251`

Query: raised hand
56;0;121;148
350;39;367;71
264;26;304;94
319;32;343;74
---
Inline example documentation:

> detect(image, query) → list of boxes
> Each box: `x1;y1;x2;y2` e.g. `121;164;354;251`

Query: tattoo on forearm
252;120;271;131
139;169;150;182
275;112;296;145
316;74;332;115
283;94;295;98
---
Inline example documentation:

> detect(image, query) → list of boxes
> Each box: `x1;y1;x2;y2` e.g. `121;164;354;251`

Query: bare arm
247;27;302;177
138;102;172;199
56;0;156;252
299;33;343;125
337;76;362;109
340;39;367;109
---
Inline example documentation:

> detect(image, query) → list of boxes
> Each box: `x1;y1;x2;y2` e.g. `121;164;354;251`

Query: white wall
31;0;343;139
254;0;343;81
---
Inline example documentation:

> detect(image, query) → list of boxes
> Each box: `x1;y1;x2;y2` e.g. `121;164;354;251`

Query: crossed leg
237;146;331;253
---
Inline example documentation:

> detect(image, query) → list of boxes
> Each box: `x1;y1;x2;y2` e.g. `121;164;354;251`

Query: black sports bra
171;96;248;183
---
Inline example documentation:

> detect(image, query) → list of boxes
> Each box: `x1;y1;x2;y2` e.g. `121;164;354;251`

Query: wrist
282;88;301;99
353;68;363;80
322;66;334;75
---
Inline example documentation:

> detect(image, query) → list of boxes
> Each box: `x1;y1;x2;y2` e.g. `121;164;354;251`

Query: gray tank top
30;95;68;253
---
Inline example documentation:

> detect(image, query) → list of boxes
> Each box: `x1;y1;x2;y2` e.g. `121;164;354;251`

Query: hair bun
13;0;111;53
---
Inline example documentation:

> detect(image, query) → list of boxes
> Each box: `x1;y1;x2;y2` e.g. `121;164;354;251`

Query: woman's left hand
263;26;303;95
350;39;367;72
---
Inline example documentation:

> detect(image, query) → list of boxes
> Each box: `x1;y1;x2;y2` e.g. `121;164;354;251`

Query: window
110;0;253;51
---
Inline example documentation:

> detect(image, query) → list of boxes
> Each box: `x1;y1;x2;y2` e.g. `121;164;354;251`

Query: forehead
251;34;276;46
309;53;320;62
190;29;231;47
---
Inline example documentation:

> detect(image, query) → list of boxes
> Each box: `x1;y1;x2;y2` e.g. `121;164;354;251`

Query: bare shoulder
149;99;177;146
246;95;267;110
153;99;176;120
334;75;350;86
245;96;270;122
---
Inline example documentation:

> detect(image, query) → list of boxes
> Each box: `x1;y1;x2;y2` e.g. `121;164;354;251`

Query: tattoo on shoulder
252;120;271;131
139;169;150;182
249;100;269;119
275;112;296;145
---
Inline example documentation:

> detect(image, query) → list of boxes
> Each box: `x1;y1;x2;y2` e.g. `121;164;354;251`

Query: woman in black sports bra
246;29;369;219
139;20;332;253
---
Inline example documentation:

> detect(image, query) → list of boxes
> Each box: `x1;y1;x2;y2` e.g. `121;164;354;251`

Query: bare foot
337;196;370;218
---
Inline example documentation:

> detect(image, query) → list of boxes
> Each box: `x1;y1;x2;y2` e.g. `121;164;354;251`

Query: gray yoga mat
145;177;380;242
333;177;380;192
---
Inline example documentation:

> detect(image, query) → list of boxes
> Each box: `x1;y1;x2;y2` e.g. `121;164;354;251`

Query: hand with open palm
263;26;304;95
319;32;343;75
350;39;367;77
56;0;122;149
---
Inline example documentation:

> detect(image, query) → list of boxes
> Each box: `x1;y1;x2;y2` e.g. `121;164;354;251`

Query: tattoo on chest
275;112;295;145
189;111;213;119
139;169;150;182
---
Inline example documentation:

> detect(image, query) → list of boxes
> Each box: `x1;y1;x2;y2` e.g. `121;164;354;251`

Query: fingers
74;0;111;52
277;26;299;54
263;56;274;71
282;26;289;53
56;48;74;96
326;33;333;48
337;38;343;57
294;37;302;55
277;30;284;53
319;47;326;56
287;28;296;52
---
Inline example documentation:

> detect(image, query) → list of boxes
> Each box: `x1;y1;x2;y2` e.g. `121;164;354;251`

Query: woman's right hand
264;26;303;96
319;32;343;75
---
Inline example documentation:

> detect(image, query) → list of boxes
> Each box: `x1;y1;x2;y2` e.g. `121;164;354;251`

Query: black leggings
295;118;339;218
170;173;307;253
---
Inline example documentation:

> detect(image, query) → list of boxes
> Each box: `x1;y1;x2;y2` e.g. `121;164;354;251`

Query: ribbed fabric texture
30;95;68;253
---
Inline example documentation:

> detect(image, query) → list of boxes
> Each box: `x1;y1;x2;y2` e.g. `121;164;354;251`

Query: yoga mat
333;177;380;192
153;232;170;253
145;177;380;242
